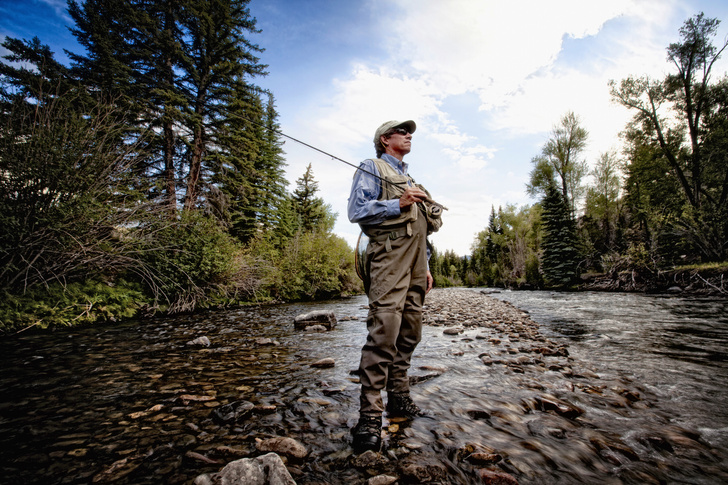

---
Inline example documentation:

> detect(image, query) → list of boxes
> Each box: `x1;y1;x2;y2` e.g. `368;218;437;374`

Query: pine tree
209;84;264;241
255;93;287;228
68;0;270;216
177;0;267;211
68;0;187;210
271;194;301;247
292;164;329;232
541;184;580;288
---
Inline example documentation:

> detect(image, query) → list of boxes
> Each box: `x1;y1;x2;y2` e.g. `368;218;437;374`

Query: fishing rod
236;114;448;211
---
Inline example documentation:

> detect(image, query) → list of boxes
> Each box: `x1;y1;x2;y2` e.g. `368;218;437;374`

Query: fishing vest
361;158;443;237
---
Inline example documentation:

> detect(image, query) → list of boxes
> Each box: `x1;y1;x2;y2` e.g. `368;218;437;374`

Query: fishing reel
428;204;443;217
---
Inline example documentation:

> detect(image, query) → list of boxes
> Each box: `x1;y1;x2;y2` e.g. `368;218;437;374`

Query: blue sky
3;0;728;255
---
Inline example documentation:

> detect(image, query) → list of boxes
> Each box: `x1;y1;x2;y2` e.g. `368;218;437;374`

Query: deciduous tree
526;111;589;213
610;13;728;260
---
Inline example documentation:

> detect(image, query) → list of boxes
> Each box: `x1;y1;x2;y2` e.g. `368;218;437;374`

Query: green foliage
526;111;589;213
0;280;147;332
541;184;580;288
258;231;360;301
0;0;364;332
0;77;149;293
292;163;333;232
626;242;656;273
469;204;542;288
610;13;728;262
134;211;242;312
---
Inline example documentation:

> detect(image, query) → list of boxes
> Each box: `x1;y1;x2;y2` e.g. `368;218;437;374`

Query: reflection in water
0;290;727;484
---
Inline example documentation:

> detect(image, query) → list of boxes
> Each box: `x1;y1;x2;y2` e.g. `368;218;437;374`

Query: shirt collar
381;153;408;175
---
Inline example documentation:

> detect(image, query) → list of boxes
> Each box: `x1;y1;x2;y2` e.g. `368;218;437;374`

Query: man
347;119;439;452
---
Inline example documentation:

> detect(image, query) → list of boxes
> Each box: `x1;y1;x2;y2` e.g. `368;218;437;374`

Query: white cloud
276;0;728;255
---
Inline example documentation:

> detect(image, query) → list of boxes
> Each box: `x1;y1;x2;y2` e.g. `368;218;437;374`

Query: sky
2;0;728;256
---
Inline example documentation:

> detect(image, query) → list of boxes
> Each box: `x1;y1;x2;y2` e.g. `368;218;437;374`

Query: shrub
0;279;147;332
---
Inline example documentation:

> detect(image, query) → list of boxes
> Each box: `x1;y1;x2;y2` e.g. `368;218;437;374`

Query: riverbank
1;288;725;484
578;265;728;295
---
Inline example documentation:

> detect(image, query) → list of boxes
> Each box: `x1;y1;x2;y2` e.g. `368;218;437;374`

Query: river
0;289;727;484
493;289;728;453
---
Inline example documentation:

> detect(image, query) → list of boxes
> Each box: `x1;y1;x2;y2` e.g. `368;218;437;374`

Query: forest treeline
0;0;360;331
429;13;728;292
1;5;726;332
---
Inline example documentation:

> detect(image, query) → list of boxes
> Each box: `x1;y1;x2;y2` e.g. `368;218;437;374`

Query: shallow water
493;289;728;452
1;290;727;484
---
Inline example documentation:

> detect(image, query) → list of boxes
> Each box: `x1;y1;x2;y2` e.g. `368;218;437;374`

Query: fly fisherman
347;120;443;452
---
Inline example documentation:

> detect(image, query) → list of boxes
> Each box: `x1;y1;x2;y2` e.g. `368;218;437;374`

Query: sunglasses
389;128;410;136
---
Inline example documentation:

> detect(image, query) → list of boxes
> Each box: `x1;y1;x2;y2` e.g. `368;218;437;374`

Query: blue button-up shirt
347;154;409;225
348;154;430;264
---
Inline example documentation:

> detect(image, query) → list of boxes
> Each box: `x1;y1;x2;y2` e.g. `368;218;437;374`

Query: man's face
382;127;412;157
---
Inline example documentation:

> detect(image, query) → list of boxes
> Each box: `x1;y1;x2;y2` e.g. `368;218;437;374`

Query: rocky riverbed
1;288;725;484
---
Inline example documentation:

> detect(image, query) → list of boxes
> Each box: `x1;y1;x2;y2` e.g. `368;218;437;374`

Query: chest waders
354;158;444;284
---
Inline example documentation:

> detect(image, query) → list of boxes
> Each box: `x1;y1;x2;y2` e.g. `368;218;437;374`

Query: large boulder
293;310;336;331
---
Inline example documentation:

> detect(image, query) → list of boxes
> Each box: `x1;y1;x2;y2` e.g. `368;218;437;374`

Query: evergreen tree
256;94;288;228
541;184;580;288
292;163;330;232
0;36;78;108
485;205;503;261
67;0;174;200
271;194;301;246
209;84;265;241
68;0;270;216
177;0;267;211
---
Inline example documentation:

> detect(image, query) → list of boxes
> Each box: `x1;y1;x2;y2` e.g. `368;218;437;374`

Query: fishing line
233;113;448;211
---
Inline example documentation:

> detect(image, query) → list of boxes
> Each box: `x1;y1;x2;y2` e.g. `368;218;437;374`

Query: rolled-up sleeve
348;159;400;225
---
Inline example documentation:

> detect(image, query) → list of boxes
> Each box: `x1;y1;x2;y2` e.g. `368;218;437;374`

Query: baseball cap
373;120;417;144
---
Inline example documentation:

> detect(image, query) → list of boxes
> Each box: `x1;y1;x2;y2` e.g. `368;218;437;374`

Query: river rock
398;456;447;482
256;437;308;459
187;336;211;347
533;395;584;419
211;400;255;425
310;358;335;368
367;475;398;485
293;310;337;331
194;452;296;485
477;468;519;485
351;449;389;468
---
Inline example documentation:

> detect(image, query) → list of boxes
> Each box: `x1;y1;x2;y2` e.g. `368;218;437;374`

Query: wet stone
211;400;255;425
398;455;448;482
310;358;336;368
294;310;337;331
256;437;308;459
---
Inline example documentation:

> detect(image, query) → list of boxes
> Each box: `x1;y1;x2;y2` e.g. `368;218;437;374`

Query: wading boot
386;392;432;418
352;414;382;453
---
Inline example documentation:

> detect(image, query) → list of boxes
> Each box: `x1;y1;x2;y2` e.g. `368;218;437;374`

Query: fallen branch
693;272;727;294
15;319;43;334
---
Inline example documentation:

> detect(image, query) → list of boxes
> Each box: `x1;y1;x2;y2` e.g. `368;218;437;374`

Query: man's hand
399;187;427;210
426;271;433;293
